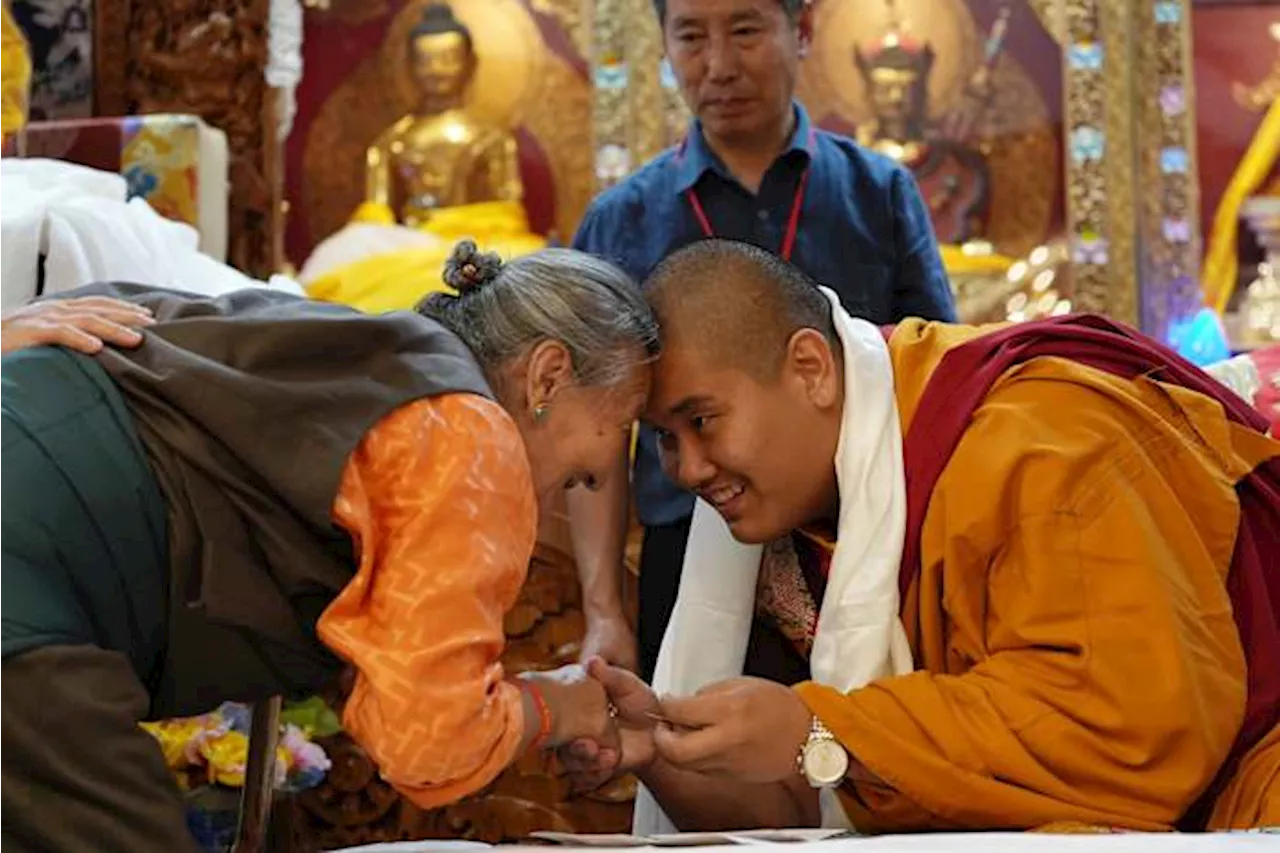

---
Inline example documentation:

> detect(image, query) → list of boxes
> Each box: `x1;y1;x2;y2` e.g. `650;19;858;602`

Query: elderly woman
0;241;657;853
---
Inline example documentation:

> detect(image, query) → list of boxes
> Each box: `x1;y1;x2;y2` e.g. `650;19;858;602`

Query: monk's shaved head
643;239;837;378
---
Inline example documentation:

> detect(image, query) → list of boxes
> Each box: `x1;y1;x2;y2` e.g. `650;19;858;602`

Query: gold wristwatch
799;716;849;789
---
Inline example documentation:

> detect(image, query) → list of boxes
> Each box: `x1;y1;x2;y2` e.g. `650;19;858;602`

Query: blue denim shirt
573;104;957;527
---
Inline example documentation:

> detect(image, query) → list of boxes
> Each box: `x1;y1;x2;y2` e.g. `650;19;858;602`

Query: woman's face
511;342;652;506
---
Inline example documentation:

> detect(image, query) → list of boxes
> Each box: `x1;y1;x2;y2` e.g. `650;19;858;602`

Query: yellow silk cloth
305;200;546;315
938;243;1016;277
794;319;1280;833
1;1;31;140
1203;97;1280;315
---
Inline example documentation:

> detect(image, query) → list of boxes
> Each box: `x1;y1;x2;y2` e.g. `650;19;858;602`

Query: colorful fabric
16;114;205;229
317;392;537;810
120;116;202;228
755;527;834;660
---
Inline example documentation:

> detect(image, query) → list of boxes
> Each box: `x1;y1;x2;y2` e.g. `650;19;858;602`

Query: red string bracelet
518;678;553;752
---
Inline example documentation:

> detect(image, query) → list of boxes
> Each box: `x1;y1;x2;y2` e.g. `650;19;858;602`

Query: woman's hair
417;240;660;388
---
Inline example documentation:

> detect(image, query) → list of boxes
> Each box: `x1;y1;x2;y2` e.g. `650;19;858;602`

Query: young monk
561;238;1280;833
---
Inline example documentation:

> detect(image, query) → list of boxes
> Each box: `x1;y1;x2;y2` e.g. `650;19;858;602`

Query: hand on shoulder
1;296;153;355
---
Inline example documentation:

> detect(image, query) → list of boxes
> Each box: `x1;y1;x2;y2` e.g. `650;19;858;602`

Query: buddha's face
410;32;474;100
867;66;920;124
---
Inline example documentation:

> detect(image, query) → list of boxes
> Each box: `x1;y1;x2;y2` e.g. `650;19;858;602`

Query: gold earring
533;404;548;422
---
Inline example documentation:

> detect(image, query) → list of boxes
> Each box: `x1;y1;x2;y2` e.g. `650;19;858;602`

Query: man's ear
784;328;839;408
523;339;574;414
796;1;815;56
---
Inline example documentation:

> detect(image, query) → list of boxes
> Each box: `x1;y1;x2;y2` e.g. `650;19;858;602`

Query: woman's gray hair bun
442;239;504;295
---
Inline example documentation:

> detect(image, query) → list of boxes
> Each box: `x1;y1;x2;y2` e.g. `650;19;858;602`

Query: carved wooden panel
93;0;282;277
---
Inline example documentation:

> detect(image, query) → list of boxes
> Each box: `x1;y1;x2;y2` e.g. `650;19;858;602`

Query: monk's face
646;330;841;543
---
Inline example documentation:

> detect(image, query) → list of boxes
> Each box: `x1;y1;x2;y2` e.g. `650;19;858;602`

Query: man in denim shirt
570;0;956;681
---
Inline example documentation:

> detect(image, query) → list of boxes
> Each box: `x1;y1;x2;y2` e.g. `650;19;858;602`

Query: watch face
803;740;849;786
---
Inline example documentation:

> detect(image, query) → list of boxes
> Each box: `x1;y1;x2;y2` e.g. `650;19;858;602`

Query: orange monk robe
794;321;1280;832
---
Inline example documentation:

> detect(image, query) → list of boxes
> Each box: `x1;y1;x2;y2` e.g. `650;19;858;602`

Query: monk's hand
653;677;813;784
1;297;154;355
559;656;659;792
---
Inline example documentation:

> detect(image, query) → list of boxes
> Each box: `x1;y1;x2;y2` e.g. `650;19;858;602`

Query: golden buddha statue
314;1;545;315
854;0;996;246
360;2;522;227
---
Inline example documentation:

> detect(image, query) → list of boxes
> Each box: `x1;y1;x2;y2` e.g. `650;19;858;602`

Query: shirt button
757;210;770;222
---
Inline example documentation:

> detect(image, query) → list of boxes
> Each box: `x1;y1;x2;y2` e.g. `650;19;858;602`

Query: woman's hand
653;677;813;785
559;656;659;792
1;296;154;355
521;663;615;749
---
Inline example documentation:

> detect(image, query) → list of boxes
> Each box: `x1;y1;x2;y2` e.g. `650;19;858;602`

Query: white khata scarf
633;287;915;834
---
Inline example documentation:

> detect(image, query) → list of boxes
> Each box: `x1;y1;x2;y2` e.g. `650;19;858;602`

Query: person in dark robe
0;240;655;852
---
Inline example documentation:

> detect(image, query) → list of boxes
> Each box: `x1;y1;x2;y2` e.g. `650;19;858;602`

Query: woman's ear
523;339;574;414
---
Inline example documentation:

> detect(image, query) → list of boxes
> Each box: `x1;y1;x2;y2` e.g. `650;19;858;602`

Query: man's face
661;0;808;145
645;335;839;543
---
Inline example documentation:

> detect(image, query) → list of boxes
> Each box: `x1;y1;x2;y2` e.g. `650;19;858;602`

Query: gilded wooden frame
589;0;1204;337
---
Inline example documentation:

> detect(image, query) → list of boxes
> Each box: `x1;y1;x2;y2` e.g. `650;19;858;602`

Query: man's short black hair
652;0;806;24
643;238;837;379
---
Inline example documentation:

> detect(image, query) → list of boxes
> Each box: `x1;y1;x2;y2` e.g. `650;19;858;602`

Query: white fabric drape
634;287;915;834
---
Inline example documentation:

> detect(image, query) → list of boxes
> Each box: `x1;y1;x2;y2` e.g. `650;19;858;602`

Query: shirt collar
673;101;814;194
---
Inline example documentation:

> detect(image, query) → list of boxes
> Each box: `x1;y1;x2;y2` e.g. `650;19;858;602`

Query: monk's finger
655;692;726;730
589;657;656;718
652;721;735;773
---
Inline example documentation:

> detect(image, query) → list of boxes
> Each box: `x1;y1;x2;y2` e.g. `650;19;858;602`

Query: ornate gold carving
102;0;281;277
1134;0;1201;338
531;0;592;61
1059;0;1135;324
304;0;592;245
590;0;629;192
1026;0;1065;44
625;0;665;166
523;59;597;242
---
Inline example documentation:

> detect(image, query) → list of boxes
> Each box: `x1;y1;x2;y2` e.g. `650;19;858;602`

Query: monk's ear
783;328;839;409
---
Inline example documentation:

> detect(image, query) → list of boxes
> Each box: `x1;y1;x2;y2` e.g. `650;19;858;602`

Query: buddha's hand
559;657;658;792
653;677;812;785
1;296;153;355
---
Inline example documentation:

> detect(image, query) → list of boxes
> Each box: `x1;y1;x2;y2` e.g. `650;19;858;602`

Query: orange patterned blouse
316;392;538;809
